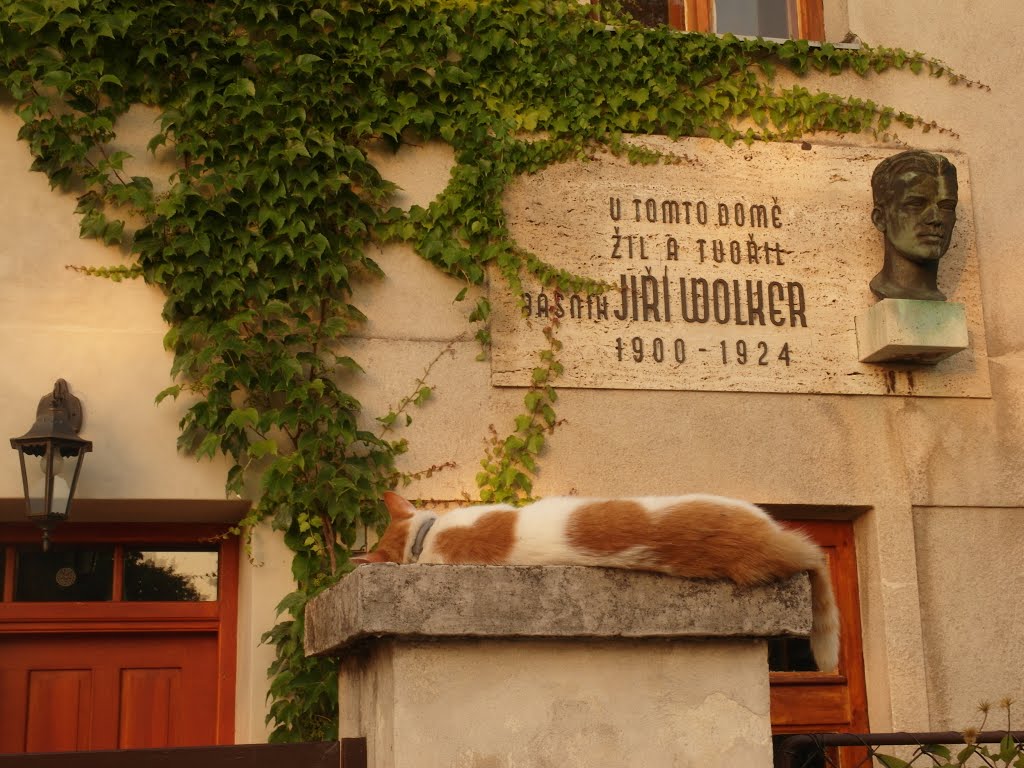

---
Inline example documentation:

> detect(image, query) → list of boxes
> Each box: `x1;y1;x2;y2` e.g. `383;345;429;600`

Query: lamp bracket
39;379;83;433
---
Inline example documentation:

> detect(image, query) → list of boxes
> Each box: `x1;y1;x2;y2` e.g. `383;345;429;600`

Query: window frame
642;0;826;41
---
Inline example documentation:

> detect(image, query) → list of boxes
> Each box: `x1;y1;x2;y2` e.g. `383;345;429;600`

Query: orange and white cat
355;491;840;672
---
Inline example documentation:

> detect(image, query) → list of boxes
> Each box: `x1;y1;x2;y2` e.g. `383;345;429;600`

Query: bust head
869;150;958;301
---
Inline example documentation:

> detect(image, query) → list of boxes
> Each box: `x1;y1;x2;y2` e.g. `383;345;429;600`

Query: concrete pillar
305;564;812;768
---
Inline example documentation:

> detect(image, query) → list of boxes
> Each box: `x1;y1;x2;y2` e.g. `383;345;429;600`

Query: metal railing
0;739;367;768
778;730;1024;768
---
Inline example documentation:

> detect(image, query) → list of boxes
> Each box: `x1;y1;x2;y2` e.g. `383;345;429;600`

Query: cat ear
383;491;416;521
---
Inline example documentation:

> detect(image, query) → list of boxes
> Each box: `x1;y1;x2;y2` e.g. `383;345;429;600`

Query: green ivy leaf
226;408;259;430
249;439;279;459
875;756;911;768
295;54;322;70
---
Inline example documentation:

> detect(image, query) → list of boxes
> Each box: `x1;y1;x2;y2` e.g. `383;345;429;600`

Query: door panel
0;633;218;753
119;668;181;749
24;670;93;752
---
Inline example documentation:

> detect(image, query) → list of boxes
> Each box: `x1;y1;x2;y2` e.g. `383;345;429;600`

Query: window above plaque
619;0;825;41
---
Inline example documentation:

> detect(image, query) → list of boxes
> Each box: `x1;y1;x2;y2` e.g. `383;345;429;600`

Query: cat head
351;492;417;565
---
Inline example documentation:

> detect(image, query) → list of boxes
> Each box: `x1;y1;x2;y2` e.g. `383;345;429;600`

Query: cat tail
808;564;840;673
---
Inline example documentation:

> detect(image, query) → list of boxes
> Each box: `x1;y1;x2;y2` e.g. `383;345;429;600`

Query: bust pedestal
305;564;813;768
855;298;968;364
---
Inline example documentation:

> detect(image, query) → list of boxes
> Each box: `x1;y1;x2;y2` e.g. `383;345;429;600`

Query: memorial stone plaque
492;137;990;397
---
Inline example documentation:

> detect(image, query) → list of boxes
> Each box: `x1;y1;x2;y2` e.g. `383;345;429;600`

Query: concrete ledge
305;564;811;657
855;298;969;364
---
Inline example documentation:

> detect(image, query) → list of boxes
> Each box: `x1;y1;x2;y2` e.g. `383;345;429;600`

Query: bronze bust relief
869;150;958;301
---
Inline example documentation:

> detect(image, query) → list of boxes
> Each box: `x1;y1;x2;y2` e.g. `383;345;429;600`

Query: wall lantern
9;379;93;550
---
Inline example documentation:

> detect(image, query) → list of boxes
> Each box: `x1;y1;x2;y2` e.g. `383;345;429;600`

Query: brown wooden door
0;523;238;754
0;632;219;752
770;519;869;767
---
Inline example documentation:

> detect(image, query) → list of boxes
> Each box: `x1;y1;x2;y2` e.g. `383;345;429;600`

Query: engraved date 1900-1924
615;337;792;367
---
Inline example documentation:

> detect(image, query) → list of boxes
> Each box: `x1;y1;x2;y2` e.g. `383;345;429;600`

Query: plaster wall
2;0;1023;745
340;638;773;768
913;507;1024;731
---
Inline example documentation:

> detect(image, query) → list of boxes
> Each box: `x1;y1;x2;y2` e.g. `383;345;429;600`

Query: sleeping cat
354;491;840;672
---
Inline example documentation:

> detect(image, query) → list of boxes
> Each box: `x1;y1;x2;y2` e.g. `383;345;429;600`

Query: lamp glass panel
19;447;80;518
20;449;50;518
53;450;82;517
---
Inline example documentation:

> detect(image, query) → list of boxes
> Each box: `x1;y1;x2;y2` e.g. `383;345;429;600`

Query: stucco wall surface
341;638;773;768
913;507;1024;731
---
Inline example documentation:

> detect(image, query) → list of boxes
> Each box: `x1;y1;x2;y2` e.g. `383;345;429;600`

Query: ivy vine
0;0;974;741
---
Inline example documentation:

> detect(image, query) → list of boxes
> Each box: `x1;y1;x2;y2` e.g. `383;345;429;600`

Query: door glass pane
15;546;114;601
123;548;219;601
768;636;818;671
773;735;831;767
715;0;794;38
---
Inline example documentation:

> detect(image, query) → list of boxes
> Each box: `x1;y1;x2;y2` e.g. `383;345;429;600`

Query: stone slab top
304;563;812;657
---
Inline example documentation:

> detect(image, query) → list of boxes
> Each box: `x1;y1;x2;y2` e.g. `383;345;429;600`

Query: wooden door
0;523;237;754
0;633;218;752
770;519;869;767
